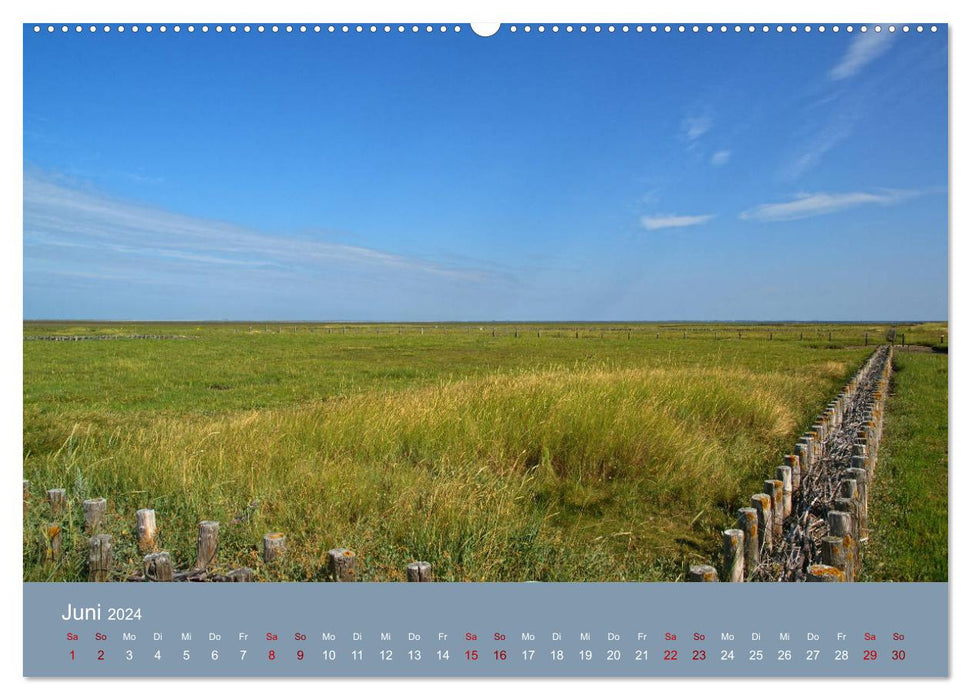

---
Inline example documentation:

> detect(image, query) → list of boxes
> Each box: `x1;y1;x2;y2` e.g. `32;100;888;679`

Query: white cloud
23;172;491;284
784;119;855;179
739;190;916;222
681;116;712;141
711;150;731;166
641;214;714;230
830;31;894;80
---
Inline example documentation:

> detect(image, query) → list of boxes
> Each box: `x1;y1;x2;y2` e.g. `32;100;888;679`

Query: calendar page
18;5;950;683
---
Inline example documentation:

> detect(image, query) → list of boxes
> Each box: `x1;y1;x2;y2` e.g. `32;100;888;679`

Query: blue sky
23;25;948;321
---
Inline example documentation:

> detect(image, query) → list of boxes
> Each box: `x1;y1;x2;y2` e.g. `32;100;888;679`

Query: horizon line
22;318;948;325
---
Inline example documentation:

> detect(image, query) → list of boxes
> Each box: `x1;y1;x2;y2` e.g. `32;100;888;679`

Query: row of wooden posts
688;346;893;583
26;488;434;583
235;326;901;343
25;334;187;342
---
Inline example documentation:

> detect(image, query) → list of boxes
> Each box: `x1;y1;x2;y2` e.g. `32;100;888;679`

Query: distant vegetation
23;321;946;581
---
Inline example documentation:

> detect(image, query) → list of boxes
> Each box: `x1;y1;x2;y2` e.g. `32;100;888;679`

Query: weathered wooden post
195;521;219;570
827;510;857;581
737;507;759;578
688;564;719;582
846;467;869;538
834;497;860;540
47;488;66;517
44;524;62;562
807;564;844;582
406;561;433;582
226;567;255;582
776;466;793;518
82;498;107;534
764;479;784;540
721;529;744;583
751;494;773;551
88;534;112;582
821;536;850;582
784;454;801;491
144;551;174;582
136;509;158;552
226;566;253;583
798;435;814;473
262;532;287;564
840;479;859;503
327;548;358;582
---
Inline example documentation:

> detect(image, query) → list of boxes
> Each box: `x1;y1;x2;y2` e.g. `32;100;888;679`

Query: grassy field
864;350;949;581
22;321;946;582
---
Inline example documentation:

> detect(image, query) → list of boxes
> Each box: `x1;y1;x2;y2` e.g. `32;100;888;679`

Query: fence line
694;345;893;583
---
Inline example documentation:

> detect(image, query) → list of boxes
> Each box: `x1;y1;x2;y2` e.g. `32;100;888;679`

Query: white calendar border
1;0;963;696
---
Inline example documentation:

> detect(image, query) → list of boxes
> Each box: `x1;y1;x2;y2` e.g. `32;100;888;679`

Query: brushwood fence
690;345;893;583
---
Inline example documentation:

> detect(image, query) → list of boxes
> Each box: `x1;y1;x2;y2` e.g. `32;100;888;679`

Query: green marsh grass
23;322;935;581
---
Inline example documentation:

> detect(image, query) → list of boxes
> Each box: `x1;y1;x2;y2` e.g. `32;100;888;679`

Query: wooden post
840;479;859;502
47;488;66;517
827;510;857;581
406;561;433;582
82;498;107;534
784;454;801;492
688;564;719;582
798;436;814;472
327;548;358;582
776;466;792;518
737;507;759;578
136;509;158;552
262;533;286;563
226;567;254;582
751;494;773;551
721;529;744;583
764;479;784;540
821;535;851;582
143;551;174;582
807;564;844;582
834;497;860;540
44;524;62;562
88;534;112;582
846;467;869;538
195;521;219;570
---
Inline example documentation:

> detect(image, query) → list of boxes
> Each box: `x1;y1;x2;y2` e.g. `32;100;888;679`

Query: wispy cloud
641;213;714;231
681;116;712;142
784;116;856;179
739;190;916;222
711;150;731;166
830;31;895;81
24;172;493;286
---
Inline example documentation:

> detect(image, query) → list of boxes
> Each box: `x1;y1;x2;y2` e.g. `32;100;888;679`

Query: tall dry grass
24;359;852;581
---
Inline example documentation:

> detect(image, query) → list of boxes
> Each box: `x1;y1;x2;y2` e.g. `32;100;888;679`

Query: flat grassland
23;321;946;582
865;350;948;581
